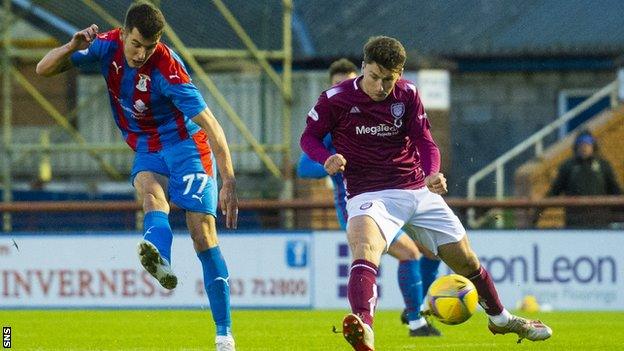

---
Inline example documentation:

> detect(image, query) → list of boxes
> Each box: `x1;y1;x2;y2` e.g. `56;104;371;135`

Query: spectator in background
548;130;622;228
297;58;442;336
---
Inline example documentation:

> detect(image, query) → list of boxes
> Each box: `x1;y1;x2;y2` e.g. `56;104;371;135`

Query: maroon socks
466;266;504;315
347;259;379;326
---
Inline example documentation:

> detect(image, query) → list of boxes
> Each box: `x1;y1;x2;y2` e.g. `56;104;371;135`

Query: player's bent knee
349;241;384;262
450;254;480;276
187;212;219;251
143;193;169;212
388;236;421;260
192;232;218;249
464;253;481;272
387;245;420;260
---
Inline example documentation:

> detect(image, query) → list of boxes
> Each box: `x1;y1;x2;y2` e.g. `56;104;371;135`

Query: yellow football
426;274;479;325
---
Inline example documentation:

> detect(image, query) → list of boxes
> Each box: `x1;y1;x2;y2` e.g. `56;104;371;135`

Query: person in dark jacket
548;130;622;228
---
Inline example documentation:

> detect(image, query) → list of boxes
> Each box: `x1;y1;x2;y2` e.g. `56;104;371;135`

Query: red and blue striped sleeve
70;37;107;67
156;48;207;119
161;82;207;119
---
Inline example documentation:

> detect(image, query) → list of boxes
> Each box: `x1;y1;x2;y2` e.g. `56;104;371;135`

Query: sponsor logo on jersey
136;74;151;92
355;123;399;137
349;106;361;114
110;93;142;119
133;99;148;113
308;107;319;121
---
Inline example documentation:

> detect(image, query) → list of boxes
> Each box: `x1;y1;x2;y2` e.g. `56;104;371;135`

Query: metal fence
1;196;623;232
9;70;327;177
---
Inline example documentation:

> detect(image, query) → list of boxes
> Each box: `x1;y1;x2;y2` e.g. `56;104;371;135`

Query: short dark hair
328;58;358;79
124;2;165;39
363;36;406;72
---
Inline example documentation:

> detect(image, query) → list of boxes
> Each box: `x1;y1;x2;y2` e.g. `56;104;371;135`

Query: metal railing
1;196;623;231
466;80;620;228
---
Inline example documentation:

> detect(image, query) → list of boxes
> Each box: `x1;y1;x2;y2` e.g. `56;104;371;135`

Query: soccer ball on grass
426;274;478;325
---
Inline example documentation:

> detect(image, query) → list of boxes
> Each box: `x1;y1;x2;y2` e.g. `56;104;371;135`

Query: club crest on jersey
133;99;148;113
391;102;405;119
136;74;151;92
391;102;405;128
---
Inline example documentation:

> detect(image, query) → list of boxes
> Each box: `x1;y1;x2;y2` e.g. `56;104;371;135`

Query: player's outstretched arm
192;108;238;229
36;24;99;77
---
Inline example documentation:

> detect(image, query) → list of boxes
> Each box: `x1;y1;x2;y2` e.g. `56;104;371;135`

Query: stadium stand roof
296;0;624;59
14;0;624;62
15;0;286;50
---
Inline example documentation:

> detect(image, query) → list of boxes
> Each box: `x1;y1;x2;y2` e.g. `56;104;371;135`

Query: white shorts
346;188;466;255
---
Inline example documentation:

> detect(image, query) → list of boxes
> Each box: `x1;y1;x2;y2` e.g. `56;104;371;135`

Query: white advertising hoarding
312;231;624;311
463;231;623;311
1;231;622;310
0;233;311;308
311;231;403;309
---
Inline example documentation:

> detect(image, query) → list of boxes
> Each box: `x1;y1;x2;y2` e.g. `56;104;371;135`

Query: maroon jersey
300;76;440;198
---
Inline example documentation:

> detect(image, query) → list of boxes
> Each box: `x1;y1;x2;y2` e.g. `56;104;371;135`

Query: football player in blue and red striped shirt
37;3;237;350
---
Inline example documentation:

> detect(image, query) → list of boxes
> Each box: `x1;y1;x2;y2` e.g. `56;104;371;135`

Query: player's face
122;27;160;68
360;62;402;101
330;72;358;86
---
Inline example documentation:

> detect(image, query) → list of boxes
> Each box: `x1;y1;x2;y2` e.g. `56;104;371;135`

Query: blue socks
143;211;173;263
420;256;441;297
397;259;423;322
143;212;232;335
198;246;232;336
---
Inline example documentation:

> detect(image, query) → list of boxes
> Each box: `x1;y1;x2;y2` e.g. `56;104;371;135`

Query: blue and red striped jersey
71;29;206;153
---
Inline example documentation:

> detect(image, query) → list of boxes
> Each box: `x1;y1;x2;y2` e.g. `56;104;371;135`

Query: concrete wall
450;70;616;196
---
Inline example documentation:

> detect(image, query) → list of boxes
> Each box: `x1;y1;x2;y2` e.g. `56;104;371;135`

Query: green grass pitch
2;310;623;350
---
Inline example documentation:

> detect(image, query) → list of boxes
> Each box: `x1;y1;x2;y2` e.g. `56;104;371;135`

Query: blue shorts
131;131;218;215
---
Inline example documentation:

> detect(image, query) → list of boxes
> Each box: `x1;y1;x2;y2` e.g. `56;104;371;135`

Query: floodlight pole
281;0;294;227
2;0;12;231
